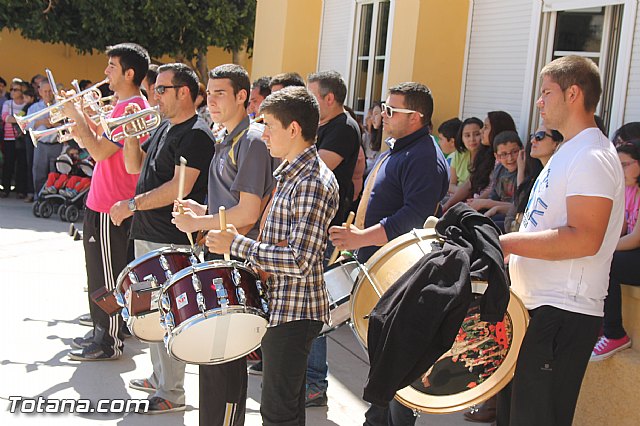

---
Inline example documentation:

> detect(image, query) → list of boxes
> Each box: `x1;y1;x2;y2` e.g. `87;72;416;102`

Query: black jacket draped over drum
363;203;510;406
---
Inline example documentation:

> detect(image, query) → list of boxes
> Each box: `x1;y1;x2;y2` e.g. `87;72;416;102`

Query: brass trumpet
28;121;76;146
101;106;162;141
14;69;108;133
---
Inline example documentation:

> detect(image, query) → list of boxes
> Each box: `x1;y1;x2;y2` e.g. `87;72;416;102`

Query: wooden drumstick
219;206;231;261
176;156;195;248
328;211;355;266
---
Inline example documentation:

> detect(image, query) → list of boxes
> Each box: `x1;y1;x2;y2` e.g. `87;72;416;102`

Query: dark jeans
603;248;640;339
200;252;248;426
261;319;322;426
363;400;417;426
496;306;601;426
1;140;28;194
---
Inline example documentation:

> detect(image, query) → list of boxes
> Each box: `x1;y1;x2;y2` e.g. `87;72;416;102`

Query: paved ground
0;196;471;425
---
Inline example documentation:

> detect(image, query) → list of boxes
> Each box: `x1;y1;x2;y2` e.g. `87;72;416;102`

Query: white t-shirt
509;127;624;317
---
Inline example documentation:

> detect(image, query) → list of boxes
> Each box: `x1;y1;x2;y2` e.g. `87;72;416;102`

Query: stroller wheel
32;201;42;218
58;204;67;221
40;200;54;218
65;205;80;223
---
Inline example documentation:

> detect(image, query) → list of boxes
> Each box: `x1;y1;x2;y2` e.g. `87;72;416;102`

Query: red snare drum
160;260;269;365
115;246;196;342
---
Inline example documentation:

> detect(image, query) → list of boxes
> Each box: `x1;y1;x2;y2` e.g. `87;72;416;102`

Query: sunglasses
154;85;186;95
531;131;553;141
381;103;424;118
10;88;22;92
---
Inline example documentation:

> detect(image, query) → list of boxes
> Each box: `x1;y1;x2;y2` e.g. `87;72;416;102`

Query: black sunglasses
531;131;553;141
154;85;186;95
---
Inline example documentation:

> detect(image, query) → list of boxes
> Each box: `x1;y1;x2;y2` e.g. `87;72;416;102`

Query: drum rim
350;228;439;347
115;246;194;292
393;289;529;414
162;259;257;291
127;310;164;343
165;306;267;365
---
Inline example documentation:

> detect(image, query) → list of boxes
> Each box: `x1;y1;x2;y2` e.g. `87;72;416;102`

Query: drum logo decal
176;292;188;310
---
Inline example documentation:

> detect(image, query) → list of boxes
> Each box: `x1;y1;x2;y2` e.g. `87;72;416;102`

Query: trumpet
28;121;76;146
14;69;109;133
101;106;162;141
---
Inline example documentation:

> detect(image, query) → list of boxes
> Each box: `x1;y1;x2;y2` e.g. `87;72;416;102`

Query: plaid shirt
231;145;339;327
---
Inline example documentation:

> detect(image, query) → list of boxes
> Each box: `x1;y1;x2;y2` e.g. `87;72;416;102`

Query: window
350;0;390;120
531;5;622;133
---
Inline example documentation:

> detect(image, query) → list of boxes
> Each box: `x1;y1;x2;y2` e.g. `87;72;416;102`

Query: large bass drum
350;228;528;413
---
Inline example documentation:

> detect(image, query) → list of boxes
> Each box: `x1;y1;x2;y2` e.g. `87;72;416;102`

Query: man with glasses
62;43;150;362
115;63;214;414
467;130;523;231
329;82;448;426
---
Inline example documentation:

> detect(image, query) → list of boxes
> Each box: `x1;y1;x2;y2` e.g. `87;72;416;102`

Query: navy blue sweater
358;126;449;262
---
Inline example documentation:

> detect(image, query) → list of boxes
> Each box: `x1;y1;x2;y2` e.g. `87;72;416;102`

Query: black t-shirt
130;115;215;244
316;112;361;226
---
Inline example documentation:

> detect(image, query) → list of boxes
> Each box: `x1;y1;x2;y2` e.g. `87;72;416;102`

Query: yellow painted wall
0;29;243;88
413;0;469;129
385;0;468;129
251;0;322;81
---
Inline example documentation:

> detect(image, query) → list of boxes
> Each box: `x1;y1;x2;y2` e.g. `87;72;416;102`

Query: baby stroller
33;148;93;222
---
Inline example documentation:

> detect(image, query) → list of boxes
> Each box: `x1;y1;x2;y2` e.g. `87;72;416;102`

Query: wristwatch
128;198;138;212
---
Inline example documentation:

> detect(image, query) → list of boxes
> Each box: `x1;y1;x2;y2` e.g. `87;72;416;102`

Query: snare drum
115;247;196;342
160;260;269;365
320;259;359;335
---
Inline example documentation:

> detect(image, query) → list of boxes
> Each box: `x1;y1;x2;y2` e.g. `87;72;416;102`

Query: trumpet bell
28;122;75;146
101;106;161;141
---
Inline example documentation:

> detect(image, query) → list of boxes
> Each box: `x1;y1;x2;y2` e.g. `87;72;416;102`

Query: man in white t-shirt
499;56;624;425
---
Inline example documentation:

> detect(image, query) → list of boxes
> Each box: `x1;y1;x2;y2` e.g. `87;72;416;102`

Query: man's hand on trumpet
205;225;238;255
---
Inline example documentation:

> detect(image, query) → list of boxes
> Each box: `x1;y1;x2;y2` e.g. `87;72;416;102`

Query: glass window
350;0;391;120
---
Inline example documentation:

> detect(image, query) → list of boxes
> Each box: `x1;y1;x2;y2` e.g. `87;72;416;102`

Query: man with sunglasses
329;82;448;426
62;43;149;362
113;63;215;414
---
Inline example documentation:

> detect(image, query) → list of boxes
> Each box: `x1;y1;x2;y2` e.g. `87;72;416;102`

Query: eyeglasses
531;131;553;141
154;85;186;95
496;149;521;159
621;160;638;168
381;103;424;118
10;88;22;92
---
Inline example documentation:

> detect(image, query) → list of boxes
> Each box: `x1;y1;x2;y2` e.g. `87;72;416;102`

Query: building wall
0;29;240;88
412;0;469;129
251;0;322;81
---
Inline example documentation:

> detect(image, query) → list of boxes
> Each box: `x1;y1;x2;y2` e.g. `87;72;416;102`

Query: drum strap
355;151;391;229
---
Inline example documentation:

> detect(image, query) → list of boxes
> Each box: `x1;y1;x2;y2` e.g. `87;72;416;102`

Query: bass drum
351;227;441;347
350;228;528;414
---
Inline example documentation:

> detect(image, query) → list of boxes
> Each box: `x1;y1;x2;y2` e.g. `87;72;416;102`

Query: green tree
0;0;256;80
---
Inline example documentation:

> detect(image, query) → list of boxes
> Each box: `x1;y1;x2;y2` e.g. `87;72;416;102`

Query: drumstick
328;211;355;266
219;206;231;261
176;156;195;248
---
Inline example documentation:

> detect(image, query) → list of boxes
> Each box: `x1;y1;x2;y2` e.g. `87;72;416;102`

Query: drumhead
116;246;194;292
394;286;528;414
351;228;440;346
163;259;257;291
129;311;165;343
